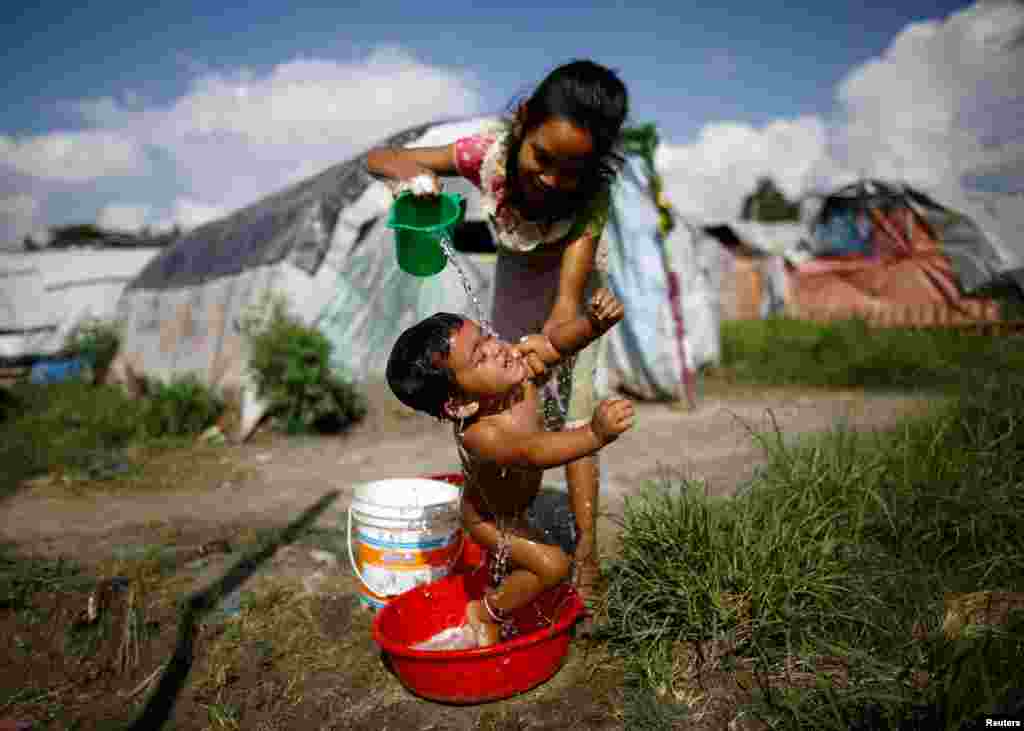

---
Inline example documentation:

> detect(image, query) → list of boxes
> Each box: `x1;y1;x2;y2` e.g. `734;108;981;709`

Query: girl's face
516;116;595;211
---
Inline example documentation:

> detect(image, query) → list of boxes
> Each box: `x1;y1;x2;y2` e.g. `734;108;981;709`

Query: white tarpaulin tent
1;248;162;360
111;117;721;439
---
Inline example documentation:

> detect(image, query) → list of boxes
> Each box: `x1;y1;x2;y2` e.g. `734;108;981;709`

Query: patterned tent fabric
789;181;1005;325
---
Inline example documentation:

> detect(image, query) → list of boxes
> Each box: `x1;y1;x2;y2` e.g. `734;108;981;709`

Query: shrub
240;292;366;434
139;373;223;440
63;317;122;382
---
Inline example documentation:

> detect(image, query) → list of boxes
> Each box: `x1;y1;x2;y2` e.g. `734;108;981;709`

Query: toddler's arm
462;398;634;469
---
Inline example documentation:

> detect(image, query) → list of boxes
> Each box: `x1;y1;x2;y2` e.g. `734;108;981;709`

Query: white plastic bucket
347;478;463;611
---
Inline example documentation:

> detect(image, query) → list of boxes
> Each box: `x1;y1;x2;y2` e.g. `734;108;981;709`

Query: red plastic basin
372;565;584;704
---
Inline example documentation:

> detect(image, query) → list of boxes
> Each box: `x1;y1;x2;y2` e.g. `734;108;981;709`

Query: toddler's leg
463;503;570;647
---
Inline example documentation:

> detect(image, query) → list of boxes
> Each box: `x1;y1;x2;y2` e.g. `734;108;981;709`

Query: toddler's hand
587;288;624;332
591;398;634;445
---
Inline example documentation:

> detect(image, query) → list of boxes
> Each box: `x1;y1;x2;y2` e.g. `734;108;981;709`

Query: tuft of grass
714;317;1024;392
0;542;94;611
602;373;1024;729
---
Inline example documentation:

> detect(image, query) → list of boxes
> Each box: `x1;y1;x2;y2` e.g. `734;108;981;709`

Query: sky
1;0;1021;249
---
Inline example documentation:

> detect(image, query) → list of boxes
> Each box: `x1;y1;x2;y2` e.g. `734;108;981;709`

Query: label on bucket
360;564;452;597
356;537;460;569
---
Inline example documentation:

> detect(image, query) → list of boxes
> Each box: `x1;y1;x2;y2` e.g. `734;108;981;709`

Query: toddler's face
442;319;527;399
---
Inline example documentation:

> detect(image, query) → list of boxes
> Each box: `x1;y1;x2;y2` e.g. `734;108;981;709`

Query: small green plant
140;373;223;439
64;317;123;382
240;291;366;434
0;543;93;612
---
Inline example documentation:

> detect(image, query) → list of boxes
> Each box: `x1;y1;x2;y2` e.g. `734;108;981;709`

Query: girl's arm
541;186;612;346
516;287;621;370
542;231;599;353
365;144;457;186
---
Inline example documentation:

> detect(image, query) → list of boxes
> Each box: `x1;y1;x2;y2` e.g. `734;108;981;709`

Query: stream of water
438;232;497;338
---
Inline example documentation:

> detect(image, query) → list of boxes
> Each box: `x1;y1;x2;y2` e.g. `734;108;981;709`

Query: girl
367;59;629;618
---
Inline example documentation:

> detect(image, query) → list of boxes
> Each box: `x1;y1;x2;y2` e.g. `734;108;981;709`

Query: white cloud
147;198;228;233
169;198;227;230
657;116;850;222
3;45;483;234
0;130;147;183
657;0;1023;221
833;0;1023;201
127;45;483;210
97;203;152;233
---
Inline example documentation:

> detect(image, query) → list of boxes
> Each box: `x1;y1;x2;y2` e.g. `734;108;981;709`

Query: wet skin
443;319;574;645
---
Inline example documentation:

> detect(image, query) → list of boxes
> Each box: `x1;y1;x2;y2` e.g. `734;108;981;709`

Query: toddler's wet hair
387;313;464;419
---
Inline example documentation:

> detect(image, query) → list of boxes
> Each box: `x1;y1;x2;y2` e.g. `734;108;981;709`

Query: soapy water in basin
412;625;481;651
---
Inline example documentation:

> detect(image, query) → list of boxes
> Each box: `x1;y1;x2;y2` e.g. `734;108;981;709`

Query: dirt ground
0;379;929;730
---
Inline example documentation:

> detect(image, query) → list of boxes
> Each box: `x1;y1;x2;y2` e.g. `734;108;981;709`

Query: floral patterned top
454;122;611;272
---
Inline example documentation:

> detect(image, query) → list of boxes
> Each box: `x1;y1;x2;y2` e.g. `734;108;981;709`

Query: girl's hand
395;169;441;198
514;335;559;378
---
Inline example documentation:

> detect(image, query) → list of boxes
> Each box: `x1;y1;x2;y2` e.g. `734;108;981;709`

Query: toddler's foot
465;600;500;647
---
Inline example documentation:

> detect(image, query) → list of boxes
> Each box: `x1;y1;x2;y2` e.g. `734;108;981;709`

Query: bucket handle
347;506;465;596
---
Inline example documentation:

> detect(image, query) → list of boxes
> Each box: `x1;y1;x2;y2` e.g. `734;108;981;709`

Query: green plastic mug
387;191;465;277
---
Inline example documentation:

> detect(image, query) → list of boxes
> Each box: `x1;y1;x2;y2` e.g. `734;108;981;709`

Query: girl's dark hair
505;59;630;212
386;313;464;420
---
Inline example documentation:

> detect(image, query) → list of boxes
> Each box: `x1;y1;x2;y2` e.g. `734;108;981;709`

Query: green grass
0;542;94;611
604;319;1024;729
0;378;223;495
714;317;1024;391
